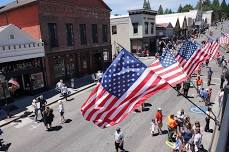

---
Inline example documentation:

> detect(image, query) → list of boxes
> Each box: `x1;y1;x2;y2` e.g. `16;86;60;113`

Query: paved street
0;21;228;152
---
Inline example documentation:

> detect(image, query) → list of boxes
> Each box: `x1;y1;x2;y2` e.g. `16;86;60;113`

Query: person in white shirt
32;99;39;122
56;79;64;92
218;88;224;108
114;127;124;152
61;84;69;101
58;100;65;124
193;127;202;152
150;119;158;136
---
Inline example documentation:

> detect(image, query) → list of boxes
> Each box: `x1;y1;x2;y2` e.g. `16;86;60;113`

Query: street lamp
0;71;10;118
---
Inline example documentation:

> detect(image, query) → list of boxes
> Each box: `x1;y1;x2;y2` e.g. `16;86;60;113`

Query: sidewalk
0;82;96;127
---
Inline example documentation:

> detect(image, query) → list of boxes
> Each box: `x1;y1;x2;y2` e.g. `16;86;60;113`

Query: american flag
176;41;210;76
149;48;187;86
219;33;229;44
81;49;168;128
209;40;220;61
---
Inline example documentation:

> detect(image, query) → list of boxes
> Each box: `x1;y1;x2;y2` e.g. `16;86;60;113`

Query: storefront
0;57;45;96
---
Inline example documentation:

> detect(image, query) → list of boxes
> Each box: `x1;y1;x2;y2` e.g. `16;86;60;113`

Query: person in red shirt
155;108;163;134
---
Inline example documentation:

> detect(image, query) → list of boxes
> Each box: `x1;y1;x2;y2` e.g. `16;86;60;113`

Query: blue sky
0;0;228;15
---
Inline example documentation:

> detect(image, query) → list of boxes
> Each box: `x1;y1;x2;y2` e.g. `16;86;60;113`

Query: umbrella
8;79;20;88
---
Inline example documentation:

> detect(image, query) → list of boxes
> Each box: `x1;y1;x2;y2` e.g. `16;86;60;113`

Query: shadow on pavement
0;142;11;151
142;107;150;112
48;126;62;132
162;130;168;135
143;103;152;107
65;119;72;123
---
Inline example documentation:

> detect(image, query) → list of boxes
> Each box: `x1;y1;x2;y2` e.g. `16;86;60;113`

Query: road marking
189;106;208;114
14;117;33;128
165;140;175;149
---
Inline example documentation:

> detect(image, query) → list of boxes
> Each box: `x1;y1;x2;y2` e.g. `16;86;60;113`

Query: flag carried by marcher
208;40;220;61
149;48;187;86
81;49;168;128
176;40;210;76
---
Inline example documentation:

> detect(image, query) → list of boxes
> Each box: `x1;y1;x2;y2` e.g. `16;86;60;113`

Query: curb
0;83;96;128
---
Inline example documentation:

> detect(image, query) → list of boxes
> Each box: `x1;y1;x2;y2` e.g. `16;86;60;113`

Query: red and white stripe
149;61;187;87
219;36;229;44
81;68;168;128
209;41;220;61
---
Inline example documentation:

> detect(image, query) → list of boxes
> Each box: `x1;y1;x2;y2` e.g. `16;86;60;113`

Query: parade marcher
176;83;182;96
204;107;211;132
205;59;209;67
220;73;225;89
196;76;203;95
167;114;177;142
58;100;65;124
47;108;54;129
32;99;39;122
193;127;202;152
56;79;64;94
218;88;224;107
199;88;208;104
206;88;212;106
182;122;193;149
37;95;47;118
61;84;69;101
176;109;185;132
207;68;213;86
173;133;183;152
150;119;157;136
43;107;50;130
183;79;191;98
156;108;163;134
114;127;124;152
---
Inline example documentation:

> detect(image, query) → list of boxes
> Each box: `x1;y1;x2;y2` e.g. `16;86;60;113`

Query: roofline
100;0;112;11
0;0;37;15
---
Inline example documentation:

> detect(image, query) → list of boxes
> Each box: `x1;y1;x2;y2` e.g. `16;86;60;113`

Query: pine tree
168;9;173;14
177;4;182;13
164;8;169;14
181;4;194;12
212;0;220;10
221;0;228;19
158;5;164;15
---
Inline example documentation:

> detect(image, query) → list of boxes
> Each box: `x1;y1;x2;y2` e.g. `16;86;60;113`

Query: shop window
31;72;44;90
66;23;74;46
66;56;75;76
103;51;109;61
92;24;98;43
53;57;65;78
80;24;87;45
132;23;138;34
48;23;59;47
102;24;108;42
145;22;149;34
112;25;117;35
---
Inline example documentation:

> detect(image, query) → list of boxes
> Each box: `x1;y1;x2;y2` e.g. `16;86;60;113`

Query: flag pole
169;83;219;125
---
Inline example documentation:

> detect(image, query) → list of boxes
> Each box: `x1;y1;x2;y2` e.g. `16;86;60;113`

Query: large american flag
149;48;187;86
81;49;168;128
176;41;210;76
209;41;220;60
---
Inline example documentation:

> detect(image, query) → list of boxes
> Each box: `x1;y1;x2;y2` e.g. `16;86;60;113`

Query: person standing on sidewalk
114;127;125;152
56;79;64;93
176;83;182;96
61;84;69;101
58;100;65;124
183;79;191;98
156;108;163;134
32;99;39;122
204;107;211;132
207;68;213;86
38;95;47;118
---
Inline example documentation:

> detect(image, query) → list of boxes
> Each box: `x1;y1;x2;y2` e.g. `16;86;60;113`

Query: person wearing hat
114;127;124;152
155;108;163;134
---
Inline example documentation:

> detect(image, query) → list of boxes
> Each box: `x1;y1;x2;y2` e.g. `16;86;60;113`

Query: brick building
0;0;112;87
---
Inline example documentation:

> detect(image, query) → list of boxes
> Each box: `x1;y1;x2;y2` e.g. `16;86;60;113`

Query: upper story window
132;23;138;34
145;22;148;34
112;25;117;35
102;24;108;42
9;34;14;39
151;22;154;34
79;24;87;45
92;24;98;43
48;23;59;47
66;23;74;46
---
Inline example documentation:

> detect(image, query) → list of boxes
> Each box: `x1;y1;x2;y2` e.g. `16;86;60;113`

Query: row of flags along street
81;33;228;129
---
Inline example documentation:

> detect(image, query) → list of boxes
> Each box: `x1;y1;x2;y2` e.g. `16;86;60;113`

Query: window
145;22;148;34
10;34;14;39
132;23;138;34
102;24;108;42
80;24;87;45
48;23;59;47
66;23;74;46
31;72;44;90
92;24;98;43
112;25;117;35
151;22;154;34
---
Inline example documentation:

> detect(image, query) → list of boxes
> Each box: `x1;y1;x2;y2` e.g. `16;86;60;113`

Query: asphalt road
1;21;229;152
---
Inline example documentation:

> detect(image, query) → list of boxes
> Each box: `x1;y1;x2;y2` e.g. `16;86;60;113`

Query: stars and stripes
81;49;168;128
209;41;220;61
149;48;187;86
219;33;229;44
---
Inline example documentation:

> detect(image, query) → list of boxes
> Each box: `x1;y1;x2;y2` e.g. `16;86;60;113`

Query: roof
156;23;173;28
110;14;129;19
0;0;37;14
128;9;157;15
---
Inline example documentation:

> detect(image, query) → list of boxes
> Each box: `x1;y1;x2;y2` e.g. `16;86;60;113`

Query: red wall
0;3;41;40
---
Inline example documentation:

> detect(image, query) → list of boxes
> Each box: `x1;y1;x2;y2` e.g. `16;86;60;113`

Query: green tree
164;8;169;14
177;4;182;13
181;4;193;12
158;5;164;15
168;9;173;14
211;0;220;10
202;0;211;11
221;0;228;16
